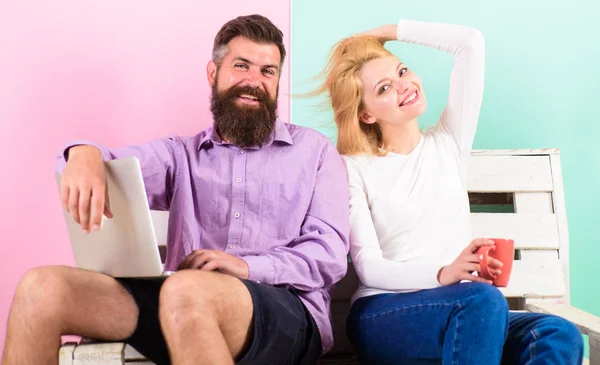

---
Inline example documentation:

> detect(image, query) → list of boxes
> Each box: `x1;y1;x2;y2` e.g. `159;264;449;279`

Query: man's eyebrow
233;57;279;71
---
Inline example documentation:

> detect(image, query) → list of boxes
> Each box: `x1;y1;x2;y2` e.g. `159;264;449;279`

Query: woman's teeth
400;92;417;106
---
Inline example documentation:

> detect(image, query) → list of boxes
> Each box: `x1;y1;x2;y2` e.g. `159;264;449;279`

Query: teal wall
291;0;600;355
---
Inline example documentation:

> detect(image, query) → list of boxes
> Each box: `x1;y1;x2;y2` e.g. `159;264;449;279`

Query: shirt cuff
242;255;276;285
62;140;112;162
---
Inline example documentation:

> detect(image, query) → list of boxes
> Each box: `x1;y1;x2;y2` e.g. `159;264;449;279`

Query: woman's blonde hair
313;37;394;156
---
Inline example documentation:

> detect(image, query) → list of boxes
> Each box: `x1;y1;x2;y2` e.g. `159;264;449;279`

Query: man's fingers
177;257;190;271
60;183;70;212
68;188;81;224
200;260;220;272
189;251;211;270
177;252;198;271
89;189;104;232
78;187;92;233
177;250;222;271
103;184;113;218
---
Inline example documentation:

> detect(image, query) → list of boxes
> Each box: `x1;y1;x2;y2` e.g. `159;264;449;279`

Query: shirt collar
198;118;293;151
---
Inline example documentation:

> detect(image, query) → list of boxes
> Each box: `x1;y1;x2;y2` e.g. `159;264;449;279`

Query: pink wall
0;1;290;355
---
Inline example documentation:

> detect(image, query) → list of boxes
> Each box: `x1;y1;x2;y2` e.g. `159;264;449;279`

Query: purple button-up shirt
57;119;350;353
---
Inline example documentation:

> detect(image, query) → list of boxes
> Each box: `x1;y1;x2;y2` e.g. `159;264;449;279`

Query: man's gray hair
212;44;229;66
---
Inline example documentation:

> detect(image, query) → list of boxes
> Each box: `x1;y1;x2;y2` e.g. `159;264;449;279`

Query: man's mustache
225;85;270;103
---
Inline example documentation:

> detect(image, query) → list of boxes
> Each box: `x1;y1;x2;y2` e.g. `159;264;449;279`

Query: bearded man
2;14;349;365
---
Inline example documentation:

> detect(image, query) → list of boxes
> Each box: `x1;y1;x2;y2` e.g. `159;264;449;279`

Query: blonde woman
316;19;583;364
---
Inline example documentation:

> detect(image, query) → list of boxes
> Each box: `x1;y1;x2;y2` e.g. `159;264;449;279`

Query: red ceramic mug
476;238;515;287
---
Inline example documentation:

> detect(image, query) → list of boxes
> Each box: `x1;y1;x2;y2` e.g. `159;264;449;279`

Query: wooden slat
471;148;559;156
526;303;600;337
59;343;77;365
66;338;361;365
470;213;559;249
64;343;152;363
467;155;553;192
335;256;565;301
73;342;125;365
500;260;565;298
514;192;554;214
590;334;600;365
124;345;146;361
520;250;558;260
549;154;571;304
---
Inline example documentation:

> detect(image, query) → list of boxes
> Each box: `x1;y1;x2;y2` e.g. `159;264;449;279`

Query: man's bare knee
12;265;138;340
13;266;72;322
159;271;215;318
159;271;252;326
158;270;253;358
158;271;250;326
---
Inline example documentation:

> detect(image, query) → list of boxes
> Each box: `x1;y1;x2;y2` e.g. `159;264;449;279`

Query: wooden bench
58;149;600;365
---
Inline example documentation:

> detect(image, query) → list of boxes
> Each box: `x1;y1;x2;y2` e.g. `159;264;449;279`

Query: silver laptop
56;156;172;278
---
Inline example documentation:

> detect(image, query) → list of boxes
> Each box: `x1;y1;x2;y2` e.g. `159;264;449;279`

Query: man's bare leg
159;271;254;365
2;266;139;365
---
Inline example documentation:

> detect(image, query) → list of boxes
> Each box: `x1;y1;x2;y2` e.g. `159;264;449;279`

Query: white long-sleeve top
343;19;485;303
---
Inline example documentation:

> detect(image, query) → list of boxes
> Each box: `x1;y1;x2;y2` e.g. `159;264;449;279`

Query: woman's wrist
383;24;398;42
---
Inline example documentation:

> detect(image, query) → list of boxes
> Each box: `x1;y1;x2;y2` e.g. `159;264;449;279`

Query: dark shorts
116;277;322;365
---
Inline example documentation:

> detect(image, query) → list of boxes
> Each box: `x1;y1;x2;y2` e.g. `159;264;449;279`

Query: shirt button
240;149;245;154
228;244;235;249
236;178;242;183
234;212;240;218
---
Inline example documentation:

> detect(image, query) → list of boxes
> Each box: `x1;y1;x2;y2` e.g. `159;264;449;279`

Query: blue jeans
347;282;583;365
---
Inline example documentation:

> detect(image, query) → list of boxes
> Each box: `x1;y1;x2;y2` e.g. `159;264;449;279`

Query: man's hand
60;145;112;234
437;238;503;286
352;24;398;45
177;250;250;280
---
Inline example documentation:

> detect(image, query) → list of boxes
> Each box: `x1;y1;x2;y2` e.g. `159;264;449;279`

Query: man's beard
210;82;278;148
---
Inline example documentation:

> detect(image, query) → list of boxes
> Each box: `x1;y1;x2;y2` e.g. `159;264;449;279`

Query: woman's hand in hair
352;24;398;44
